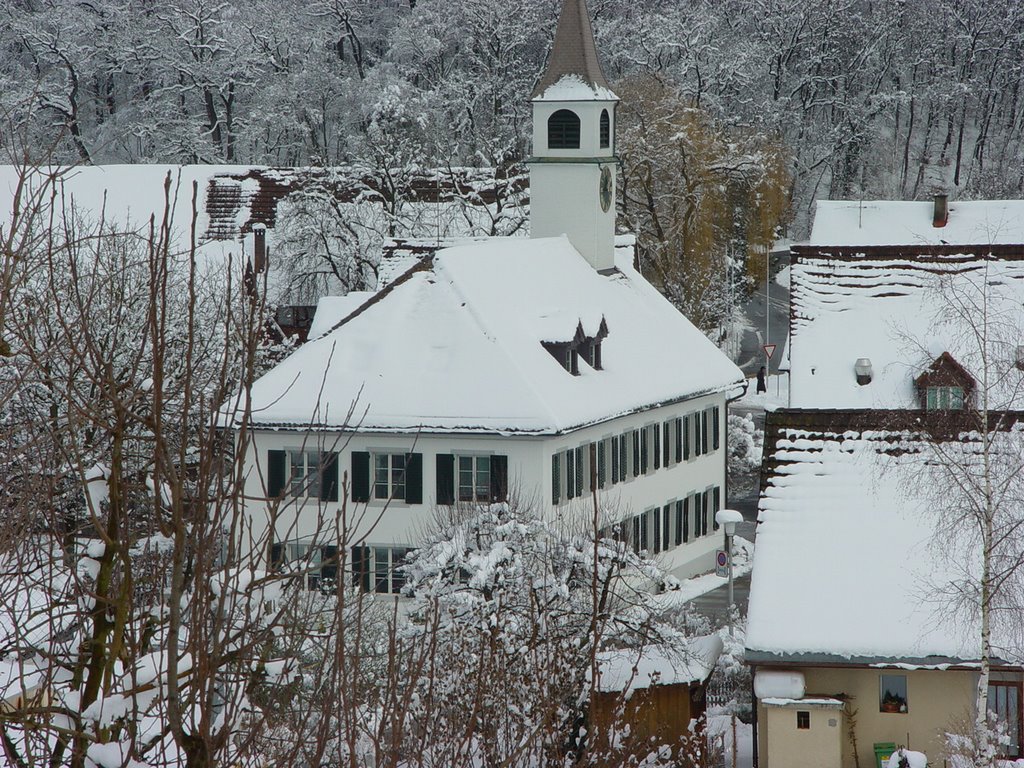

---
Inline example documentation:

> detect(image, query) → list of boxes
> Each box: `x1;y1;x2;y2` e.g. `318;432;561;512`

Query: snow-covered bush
398;500;705;767
727;413;764;495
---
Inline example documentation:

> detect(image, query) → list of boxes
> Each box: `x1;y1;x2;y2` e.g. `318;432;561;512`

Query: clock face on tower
600;166;612;212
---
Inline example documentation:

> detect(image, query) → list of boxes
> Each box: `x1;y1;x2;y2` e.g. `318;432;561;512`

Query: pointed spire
531;0;611;99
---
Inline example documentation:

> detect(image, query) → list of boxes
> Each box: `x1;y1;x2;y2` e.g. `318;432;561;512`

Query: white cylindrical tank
753;669;806;700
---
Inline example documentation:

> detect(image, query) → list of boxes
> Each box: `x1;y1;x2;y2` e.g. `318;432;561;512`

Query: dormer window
914;352;974;411
600;109;610;149
542;315;609;375
548;109;581;149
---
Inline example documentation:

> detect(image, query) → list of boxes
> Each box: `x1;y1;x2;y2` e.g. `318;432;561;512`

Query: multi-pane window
289;451;322;497
373;546;409;594
600;109;611;149
619;432;628;481
989;682;1022;758
566;448;577;499
597;441;606;488
641;426;651;473
926;386;965;410
610;435;621;484
653;425;661;471
663;421;671;467
272;542;408;596
458;455;491;502
374;453;406;500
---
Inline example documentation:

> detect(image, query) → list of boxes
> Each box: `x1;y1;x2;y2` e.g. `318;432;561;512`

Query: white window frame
456;454;492;503
288;450;323;498
373;452;407;500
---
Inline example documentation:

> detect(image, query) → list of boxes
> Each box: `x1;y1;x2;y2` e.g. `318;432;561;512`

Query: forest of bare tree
3;0;1023;238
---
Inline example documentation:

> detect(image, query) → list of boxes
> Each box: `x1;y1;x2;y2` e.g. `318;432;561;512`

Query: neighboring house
747;196;1024;768
234;0;745;589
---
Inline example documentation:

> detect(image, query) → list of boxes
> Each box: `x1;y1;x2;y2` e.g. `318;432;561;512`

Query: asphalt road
736;261;790;377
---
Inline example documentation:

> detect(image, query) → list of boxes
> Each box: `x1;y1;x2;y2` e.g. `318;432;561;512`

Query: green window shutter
320;545;338;584
267;450;286;498
320;452;339;502
551;453;561;505
490;454;508;502
351;452;370;502
350;545;370;591
683;416;691;460
436;453;455;505
403;453;423;504
713;486;721;530
713;406;721;451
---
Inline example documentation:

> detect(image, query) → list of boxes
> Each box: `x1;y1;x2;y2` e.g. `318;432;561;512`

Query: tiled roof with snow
788;201;1024;409
746;409;1024;666
808;199;1024;247
242;236;743;434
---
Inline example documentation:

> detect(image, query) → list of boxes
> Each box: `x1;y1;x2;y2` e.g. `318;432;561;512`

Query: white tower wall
529;160;616;272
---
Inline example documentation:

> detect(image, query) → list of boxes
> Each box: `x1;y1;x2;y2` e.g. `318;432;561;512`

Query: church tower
529;0;618;272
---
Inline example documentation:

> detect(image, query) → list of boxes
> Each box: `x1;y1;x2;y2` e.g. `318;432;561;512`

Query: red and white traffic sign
763;343;777;360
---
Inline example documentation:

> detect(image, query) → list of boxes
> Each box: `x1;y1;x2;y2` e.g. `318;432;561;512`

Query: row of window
552;407;721;504
266;450;508;506
270;542;411;595
603;487;721;556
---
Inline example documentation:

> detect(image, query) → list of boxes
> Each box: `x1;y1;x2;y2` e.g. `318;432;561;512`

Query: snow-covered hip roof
240;236;743;434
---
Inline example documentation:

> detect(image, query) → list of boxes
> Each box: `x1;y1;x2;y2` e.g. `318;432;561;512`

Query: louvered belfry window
548;109;581;149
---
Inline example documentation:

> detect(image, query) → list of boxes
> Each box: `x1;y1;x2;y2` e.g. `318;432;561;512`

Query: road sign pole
727;532;735;636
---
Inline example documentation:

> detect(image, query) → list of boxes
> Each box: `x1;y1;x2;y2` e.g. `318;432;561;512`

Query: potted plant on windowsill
880;693;905;713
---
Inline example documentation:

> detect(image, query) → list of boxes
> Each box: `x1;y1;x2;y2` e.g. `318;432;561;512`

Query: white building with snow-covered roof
234;0;744;590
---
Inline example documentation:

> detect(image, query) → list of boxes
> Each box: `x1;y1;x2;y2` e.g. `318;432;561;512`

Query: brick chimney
932;194;949;228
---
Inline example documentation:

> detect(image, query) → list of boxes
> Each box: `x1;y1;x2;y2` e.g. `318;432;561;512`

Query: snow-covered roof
533;74;618;103
746;411;1024;666
594;635;723;694
241;236;743;434
307;293;375;339
787;247;1024;409
808;199;1024;247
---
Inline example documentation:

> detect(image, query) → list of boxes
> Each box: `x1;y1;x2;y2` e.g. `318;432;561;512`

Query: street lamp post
715;508;744;635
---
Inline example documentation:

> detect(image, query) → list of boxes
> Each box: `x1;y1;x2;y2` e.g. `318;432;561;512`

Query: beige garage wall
757;667;977;768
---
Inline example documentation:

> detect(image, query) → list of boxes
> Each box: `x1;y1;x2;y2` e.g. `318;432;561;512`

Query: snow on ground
658;537;753;607
707;712;753;768
734;374;788;410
